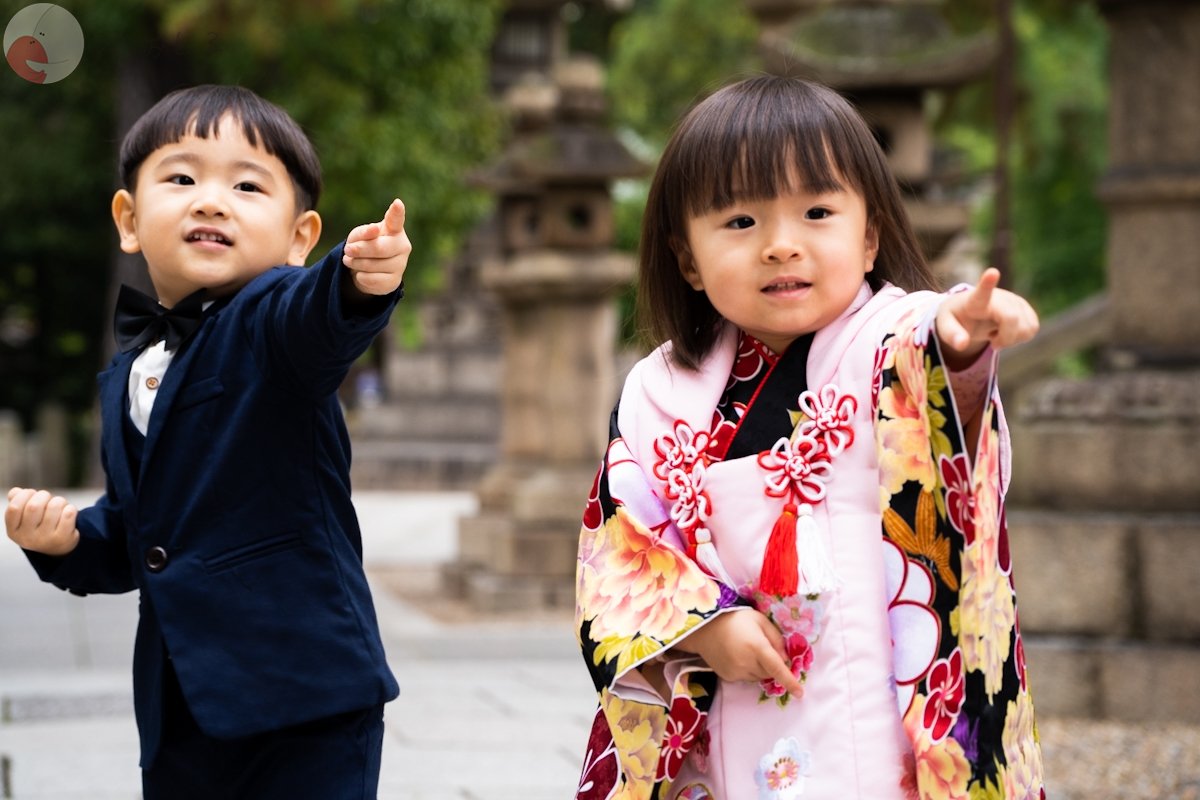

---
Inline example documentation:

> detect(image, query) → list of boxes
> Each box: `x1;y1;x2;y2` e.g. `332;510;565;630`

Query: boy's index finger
383;199;406;235
346;221;382;246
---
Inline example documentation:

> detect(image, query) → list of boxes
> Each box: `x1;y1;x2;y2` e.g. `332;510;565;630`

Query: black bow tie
114;285;209;353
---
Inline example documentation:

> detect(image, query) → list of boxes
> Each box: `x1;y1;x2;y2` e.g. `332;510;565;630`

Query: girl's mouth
763;280;811;293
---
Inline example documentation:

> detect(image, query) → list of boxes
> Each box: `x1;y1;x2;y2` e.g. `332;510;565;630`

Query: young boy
4;85;408;799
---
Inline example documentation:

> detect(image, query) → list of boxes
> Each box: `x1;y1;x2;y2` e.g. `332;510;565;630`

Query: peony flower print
582;507;720;647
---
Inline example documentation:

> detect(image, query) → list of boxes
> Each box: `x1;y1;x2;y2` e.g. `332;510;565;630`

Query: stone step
1008;509;1200;640
1008;370;1200;512
349;398;501;441
382;349;502;401
1024;635;1200;724
349;439;497;490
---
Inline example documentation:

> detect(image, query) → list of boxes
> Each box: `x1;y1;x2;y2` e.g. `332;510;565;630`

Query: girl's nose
761;222;804;263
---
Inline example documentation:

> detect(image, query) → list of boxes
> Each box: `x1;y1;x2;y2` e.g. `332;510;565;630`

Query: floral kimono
575;283;1044;800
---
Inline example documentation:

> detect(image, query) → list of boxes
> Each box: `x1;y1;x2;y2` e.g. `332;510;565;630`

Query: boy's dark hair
119;84;322;212
638;74;939;369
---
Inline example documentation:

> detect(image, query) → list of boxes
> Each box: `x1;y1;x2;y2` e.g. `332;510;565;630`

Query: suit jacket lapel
97;351;137;499
139;318;216;479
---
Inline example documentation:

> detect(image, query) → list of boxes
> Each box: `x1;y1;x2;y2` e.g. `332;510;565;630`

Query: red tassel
759;502;799;596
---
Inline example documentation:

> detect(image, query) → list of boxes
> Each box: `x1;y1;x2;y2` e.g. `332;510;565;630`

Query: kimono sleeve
875;300;1044;798
574;406;740;799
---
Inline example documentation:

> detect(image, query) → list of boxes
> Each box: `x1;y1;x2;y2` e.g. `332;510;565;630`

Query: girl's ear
671;236;704;290
111;190;141;254
286;210;322;266
864;222;880;274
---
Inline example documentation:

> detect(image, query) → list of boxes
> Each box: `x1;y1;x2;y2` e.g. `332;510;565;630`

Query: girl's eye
726;216;755;230
806;207;832;220
168;175;194;186
235;182;261;193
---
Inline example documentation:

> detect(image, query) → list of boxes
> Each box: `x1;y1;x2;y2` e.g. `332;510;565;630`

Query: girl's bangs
677;95;850;218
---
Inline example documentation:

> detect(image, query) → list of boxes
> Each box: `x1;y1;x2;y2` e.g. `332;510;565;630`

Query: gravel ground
1041;717;1200;799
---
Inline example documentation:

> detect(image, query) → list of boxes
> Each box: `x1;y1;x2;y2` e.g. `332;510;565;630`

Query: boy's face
112;115;321;308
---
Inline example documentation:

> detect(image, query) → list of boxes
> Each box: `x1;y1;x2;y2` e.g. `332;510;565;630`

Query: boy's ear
286;210;322;266
111;190;142;254
671;236;704;291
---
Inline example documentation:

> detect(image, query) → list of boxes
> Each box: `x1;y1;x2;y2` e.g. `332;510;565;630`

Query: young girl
574;76;1044;800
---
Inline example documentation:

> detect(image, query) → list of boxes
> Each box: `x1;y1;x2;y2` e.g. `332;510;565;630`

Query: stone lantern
1004;0;1200;723
744;0;996;274
448;45;646;610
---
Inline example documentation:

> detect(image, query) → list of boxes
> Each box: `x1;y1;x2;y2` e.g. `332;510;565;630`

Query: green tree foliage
940;0;1109;314
0;0;502;470
607;0;760;147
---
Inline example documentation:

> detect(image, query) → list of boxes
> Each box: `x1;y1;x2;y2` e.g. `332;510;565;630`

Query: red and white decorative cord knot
797;384;857;457
664;462;710;533
758;433;832;503
652;420;711;481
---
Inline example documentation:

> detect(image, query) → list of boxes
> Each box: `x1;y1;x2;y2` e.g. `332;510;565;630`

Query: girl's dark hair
119;84;322;211
638;74;939;369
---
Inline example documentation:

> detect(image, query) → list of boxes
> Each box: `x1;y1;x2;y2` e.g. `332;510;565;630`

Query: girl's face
678;175;878;355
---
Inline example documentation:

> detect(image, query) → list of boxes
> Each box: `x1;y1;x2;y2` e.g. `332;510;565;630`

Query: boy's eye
806;207;832;220
235;182;262;193
726;216;755;230
168;175;194;186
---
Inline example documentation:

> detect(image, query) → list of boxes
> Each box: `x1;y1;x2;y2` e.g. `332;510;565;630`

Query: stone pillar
1007;0;1200;723
1096;0;1200;362
447;54;644;610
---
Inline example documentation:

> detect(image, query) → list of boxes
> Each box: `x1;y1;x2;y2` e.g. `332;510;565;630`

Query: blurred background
0;0;1109;487
2;1;1199;797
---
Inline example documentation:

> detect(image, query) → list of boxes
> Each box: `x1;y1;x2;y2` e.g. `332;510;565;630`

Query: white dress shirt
127;340;174;436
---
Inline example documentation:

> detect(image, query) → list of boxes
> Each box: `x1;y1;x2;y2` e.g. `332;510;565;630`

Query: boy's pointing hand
342;199;411;296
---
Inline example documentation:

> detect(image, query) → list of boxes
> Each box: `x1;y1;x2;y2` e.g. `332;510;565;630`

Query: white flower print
755;737;811;800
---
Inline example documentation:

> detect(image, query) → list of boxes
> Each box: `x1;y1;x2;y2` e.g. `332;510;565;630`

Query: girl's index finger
762;649;804;697
965;268;1002;316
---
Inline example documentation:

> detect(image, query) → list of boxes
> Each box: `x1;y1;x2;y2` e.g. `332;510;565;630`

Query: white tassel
794;503;840;595
694;528;736;588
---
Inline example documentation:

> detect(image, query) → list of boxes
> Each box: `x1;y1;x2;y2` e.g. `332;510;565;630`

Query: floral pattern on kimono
879;305;1044;800
576;288;1044;800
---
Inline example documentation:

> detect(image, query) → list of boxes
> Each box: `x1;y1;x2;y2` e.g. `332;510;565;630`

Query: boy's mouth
186;228;233;246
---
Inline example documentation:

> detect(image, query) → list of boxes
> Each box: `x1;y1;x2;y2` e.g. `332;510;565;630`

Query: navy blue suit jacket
28;244;401;765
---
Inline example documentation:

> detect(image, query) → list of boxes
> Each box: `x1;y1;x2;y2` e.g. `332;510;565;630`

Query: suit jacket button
145;546;169;573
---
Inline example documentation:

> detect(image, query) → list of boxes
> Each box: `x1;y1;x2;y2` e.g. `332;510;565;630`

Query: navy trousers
142;661;385;800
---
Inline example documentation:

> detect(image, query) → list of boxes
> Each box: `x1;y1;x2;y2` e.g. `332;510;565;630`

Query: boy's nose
191;189;230;218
